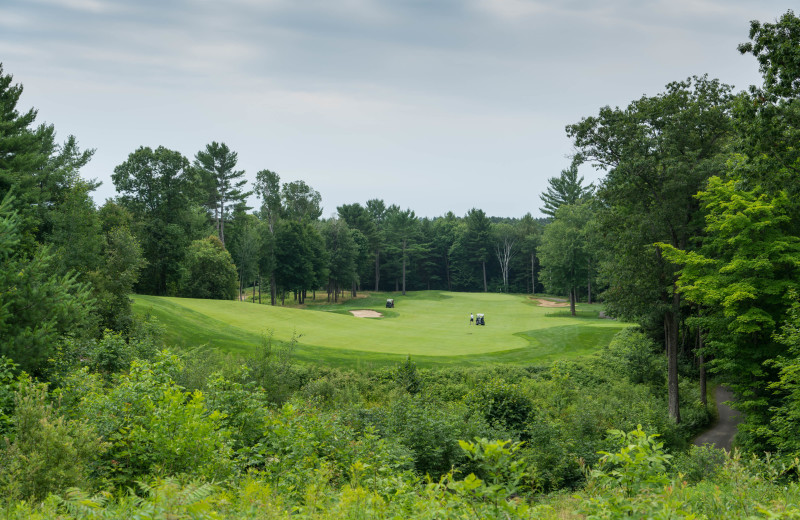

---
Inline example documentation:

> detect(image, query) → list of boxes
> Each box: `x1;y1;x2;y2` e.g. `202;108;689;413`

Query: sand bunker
533;298;569;308
350;309;383;318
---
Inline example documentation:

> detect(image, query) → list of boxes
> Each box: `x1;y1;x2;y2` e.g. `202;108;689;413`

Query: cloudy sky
0;1;793;218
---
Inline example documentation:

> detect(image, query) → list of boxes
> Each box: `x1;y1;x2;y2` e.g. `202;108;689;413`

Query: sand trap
533;298;569;308
350;309;383;318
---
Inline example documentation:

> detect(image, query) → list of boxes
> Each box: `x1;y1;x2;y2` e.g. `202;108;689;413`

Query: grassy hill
132;291;628;367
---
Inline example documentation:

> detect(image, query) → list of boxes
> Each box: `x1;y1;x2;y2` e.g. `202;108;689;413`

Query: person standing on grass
470;313;474;324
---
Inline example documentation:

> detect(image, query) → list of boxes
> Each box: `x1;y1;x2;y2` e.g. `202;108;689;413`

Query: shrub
0;379;106;501
74;352;233;487
604;328;665;387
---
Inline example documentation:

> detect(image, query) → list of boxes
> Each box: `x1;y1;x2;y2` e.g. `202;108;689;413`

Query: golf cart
386;299;394;308
476;313;485;325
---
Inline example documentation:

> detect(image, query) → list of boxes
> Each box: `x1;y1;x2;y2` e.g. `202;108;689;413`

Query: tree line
107;142;554;303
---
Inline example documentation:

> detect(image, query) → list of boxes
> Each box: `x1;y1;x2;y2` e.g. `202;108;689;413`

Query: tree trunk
374;250;381;291
258;274;261;304
531;252;536;296
587;257;592;304
219;200;225;245
402;241;407;296
482;261;487;292
445;254;451;291
698;330;707;407
352;280;357;298
252;279;255;303
665;288;681;423
570;287;576;316
270;273;277;306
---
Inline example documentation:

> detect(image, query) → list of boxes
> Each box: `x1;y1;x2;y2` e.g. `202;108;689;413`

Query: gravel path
693;386;742;452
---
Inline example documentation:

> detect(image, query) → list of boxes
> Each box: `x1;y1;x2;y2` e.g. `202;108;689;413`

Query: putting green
133;291;629;366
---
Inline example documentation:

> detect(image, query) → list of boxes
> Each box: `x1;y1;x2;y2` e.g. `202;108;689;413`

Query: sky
0;1;793;218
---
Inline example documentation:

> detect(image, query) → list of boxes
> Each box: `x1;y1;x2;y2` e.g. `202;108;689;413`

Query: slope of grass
133;291;628;367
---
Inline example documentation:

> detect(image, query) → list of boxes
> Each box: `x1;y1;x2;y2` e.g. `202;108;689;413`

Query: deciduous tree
568;75;734;422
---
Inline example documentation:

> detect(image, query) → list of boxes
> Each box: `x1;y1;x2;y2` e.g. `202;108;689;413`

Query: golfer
470;313;474;324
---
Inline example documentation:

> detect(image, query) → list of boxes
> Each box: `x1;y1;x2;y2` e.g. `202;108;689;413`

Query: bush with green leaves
181;235;238;300
0;357;18;434
69;352;233;487
240;402;414;501
602;327;665;387
203;367;272;457
0;378;106;502
378;393;493;478
579;426;676;518
464;377;533;433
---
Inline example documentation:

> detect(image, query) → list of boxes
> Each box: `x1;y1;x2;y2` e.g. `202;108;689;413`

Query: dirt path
693;386;742;452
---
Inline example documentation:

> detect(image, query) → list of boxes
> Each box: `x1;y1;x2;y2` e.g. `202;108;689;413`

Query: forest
1;9;800;518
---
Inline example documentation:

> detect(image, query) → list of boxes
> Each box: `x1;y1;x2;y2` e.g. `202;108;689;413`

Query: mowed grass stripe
132;291;628;364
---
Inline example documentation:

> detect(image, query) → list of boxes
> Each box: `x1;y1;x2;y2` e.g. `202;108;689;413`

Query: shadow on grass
544;310;601;319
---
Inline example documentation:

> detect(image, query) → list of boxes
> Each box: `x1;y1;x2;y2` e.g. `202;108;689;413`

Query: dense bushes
0;324;731;517
0;379;106;501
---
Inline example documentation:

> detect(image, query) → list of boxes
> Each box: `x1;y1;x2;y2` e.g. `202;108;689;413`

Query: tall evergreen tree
322;218;357;302
0;64;94;249
539;162;593;218
464;208;492;292
366;199;387;291
193;141;251;246
254;169;282;305
337;202;378;295
385;206;421;296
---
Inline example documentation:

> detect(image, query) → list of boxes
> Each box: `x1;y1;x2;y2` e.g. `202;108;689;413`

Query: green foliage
661;176;800;449
603;328;664;387
193;141;251;246
380;395;488;478
450;438;531;518
90;224;145;333
0;357;17;434
112;145;207;296
738;10;800;99
671;444;727;484
395;355;421;394
71;353;233;487
0;378;106;502
182;235;238;300
590;426;672;496
539;202;593;311
539;161;593;218
765;292;800;455
245;331;302;406
465;378;533;433
0;194;95;376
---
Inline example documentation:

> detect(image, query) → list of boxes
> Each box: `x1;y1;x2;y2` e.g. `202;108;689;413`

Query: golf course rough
133;291;628;366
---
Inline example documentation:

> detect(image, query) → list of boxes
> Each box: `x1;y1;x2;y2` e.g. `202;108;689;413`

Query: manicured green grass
132;291;629;367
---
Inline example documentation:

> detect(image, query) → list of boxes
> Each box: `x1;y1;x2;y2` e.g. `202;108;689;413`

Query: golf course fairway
132;291;629;367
